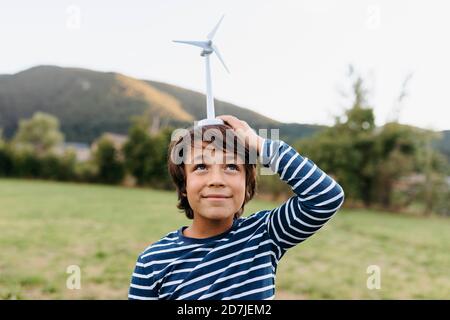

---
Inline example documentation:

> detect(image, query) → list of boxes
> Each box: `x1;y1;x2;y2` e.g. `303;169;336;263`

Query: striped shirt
128;139;345;300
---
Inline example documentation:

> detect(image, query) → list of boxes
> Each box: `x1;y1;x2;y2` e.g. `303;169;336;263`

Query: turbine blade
212;44;230;73
173;40;209;49
207;15;225;40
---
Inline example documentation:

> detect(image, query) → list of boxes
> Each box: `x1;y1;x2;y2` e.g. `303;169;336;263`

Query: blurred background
0;0;449;299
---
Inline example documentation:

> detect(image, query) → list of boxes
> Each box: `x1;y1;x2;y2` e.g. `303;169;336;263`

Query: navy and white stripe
128;139;345;300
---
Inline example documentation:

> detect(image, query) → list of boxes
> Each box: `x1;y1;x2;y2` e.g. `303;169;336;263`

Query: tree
414;130;450;215
296;66;424;210
148;126;176;189
123;115;174;188
372;123;420;208
92;135;125;184
0;129;14;176
123;118;155;186
298;68;378;206
12;112;64;156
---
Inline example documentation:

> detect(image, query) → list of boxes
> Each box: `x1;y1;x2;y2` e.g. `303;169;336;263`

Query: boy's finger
217;114;236;123
217;115;238;121
216;116;234;128
217;115;244;129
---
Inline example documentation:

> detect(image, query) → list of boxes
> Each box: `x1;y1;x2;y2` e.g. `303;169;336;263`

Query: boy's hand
216;115;264;155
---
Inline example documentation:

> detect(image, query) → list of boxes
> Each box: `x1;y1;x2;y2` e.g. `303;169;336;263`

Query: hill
0;65;321;143
147;79;324;143
0;65;448;151
0;66;191;142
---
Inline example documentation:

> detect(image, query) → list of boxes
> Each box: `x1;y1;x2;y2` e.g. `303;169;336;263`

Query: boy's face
184;144;246;222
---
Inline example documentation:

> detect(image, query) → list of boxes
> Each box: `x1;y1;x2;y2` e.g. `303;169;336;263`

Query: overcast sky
1;0;449;130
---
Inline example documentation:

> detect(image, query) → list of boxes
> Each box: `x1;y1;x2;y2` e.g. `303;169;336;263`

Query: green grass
0;178;449;299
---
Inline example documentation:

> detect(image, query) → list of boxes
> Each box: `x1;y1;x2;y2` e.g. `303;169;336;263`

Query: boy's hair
167;124;257;220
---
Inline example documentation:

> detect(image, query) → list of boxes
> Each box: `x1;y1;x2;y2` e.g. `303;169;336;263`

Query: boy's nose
207;167;226;187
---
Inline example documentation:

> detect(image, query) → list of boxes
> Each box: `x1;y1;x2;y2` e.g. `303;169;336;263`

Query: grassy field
0;178;449;300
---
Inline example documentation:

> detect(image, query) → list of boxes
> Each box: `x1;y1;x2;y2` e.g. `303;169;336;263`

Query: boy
128;115;344;300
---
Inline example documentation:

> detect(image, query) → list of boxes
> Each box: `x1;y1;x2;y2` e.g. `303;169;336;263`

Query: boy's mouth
202;194;232;199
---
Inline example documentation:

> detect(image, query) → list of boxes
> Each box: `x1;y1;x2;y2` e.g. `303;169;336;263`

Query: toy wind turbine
173;15;229;126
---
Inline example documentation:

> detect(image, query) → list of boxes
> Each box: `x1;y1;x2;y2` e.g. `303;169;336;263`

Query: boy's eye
194;164;207;171
192;163;239;172
226;164;239;171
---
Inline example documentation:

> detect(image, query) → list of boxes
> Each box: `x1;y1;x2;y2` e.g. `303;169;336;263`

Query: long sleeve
259;139;345;256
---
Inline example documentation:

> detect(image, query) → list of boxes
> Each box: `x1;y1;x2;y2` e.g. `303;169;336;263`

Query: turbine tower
173;15;229;126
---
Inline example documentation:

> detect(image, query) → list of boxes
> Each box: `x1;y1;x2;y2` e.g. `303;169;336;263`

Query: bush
0;144;14;177
74;161;98;183
123;124;174;188
40;151;77;181
12;150;42;178
3;146;77;181
93;137;125;184
256;169;293;201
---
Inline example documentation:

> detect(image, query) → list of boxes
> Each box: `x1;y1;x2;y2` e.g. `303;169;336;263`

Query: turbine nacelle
201;41;213;56
173;15;229;73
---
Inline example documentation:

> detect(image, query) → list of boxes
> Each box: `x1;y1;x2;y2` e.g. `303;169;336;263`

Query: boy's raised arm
260;138;345;255
218;115;344;257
